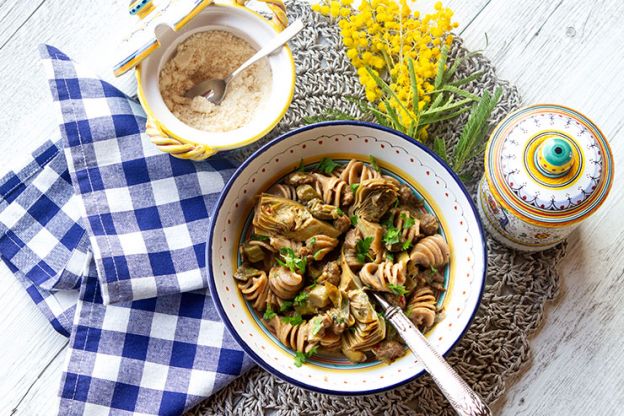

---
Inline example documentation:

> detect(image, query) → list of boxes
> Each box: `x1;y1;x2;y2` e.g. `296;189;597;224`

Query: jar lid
484;104;614;227
113;0;212;77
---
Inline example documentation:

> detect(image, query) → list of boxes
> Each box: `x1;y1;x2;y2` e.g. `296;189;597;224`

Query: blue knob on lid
536;137;574;177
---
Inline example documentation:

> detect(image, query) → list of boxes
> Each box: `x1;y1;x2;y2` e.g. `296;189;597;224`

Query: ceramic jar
477;104;614;251
114;0;296;160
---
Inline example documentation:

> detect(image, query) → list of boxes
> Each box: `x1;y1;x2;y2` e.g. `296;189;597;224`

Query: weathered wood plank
457;0;624;414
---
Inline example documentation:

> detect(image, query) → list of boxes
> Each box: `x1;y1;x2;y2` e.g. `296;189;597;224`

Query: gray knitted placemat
189;2;567;414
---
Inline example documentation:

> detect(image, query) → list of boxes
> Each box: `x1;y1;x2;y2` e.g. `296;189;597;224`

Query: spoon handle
226;19;304;83
381;300;492;416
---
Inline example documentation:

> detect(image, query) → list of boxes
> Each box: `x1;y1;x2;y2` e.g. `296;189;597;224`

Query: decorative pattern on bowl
207;121;487;395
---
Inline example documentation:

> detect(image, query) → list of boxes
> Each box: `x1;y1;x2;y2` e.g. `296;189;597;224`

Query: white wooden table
1;1;622;415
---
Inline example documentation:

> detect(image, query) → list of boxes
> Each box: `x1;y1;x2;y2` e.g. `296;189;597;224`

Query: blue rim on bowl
207;120;487;395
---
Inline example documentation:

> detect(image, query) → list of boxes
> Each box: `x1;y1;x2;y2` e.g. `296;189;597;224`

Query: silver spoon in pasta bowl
370;292;492;416
184;19;304;103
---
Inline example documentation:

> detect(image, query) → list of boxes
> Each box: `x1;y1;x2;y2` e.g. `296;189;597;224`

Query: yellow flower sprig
309;0;501;172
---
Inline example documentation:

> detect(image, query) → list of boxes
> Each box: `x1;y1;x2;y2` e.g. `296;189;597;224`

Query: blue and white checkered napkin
0;46;254;415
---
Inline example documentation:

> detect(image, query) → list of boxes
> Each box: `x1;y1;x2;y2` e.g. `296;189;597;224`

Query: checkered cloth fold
0;46;253;415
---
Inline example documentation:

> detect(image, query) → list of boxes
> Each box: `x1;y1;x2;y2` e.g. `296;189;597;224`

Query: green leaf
434;45;449;90
278;247;307;274
432;137;448;162
263;304;276;320
366;67;415;123
350;183;360;192
369;155;380;172
383;226;400;246
251;234;269;241
450;70;485;88
401;239;412;251
293;345;319;367
386;252;394;262
388;283;408;296
443;50;481;84
294;351;306;367
296;159;305;172
294;290;309;306
451;86;502;172
429;85;479;101
350;215;359;226
336;207;344;216
429;265;438;275
356;237;374;263
279;301;293;312
317;158;339;174
308;237;317;247
313;249;323;261
281;314;303;326
407;58;420;116
400;213;415;230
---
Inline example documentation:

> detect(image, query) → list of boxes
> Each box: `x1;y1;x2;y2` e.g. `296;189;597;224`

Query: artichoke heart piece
253;194;340;241
349;178;399;222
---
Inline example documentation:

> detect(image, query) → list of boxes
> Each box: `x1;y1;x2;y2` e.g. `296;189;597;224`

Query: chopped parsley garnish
308;237;317;247
250;234;269;241
401;239;413;251
313;249;324;261
355;236;374;263
350;215;359;226
296;159;305;172
386;252;394;262
317;158;339;174
383;226;401;246
293;290;309;306
350;183;360;192
263;304;276;320
429;265;438;275
279;300;293;312
278;247;307;274
281;314;304;326
401;213;415;230
388;283;408;296
336;207;344;216
294;345;319;367
369;155;380;172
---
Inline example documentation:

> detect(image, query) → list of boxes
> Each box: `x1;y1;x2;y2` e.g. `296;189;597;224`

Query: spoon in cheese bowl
185;18;304;103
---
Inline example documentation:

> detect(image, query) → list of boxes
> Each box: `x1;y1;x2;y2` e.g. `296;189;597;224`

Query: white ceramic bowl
207;121;487;395
137;4;295;154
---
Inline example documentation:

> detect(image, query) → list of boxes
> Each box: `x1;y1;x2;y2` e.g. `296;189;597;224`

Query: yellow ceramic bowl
136;3;295;160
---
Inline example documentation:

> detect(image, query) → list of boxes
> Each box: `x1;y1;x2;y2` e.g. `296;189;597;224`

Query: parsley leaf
400;213;416;230
350;183;360;192
294;345;319;367
317;158;339;174
336;207;344;216
401;239;413;251
429;265;438;275
251;234;269;241
355;237;374;263
383;226;401;246
278;247;307;274
293;290;309;306
369;155;380;172
279;300;293;312
350;215;358;226
386;252;395;262
281;314;303;326
313;249;323;261
296;159;305;172
388;283;408;296
308;237;317;247
294;351;307;367
263;304;276;320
